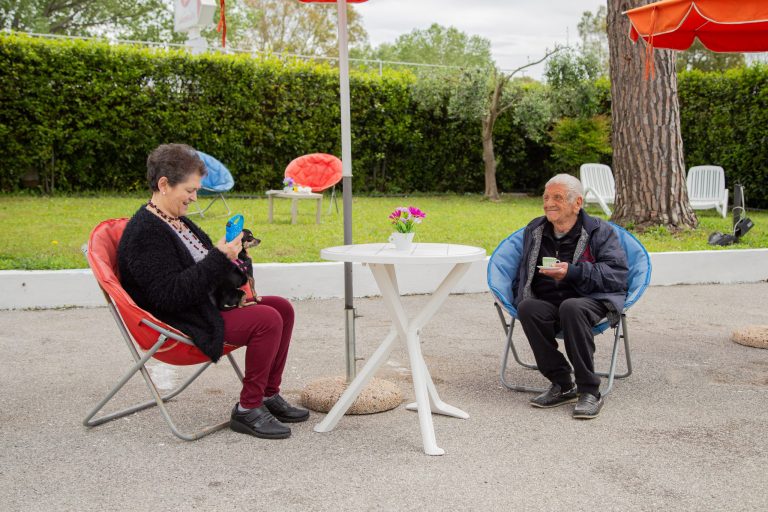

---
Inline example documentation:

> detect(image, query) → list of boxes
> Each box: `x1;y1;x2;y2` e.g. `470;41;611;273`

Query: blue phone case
225;214;244;242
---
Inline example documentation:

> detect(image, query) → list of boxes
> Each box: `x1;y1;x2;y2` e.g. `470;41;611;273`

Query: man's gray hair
545;174;584;204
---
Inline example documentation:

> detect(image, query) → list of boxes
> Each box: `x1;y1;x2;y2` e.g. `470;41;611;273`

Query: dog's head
241;229;261;250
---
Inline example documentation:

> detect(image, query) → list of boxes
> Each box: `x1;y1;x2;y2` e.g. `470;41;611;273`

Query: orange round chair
84;218;244;440
285;153;343;212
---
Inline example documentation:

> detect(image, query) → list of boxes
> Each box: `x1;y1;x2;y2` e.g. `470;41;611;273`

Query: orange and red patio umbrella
625;0;768;77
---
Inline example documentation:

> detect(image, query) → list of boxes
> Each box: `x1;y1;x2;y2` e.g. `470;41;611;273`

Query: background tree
607;0;696;229
365;23;545;200
544;48;605;119
371;23;492;68
413;48;559;201
577;5;609;77
0;0;180;41
233;0;367;56
676;40;745;73
544;48;611;175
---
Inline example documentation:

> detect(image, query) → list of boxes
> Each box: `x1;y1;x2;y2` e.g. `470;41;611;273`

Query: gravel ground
1;283;767;511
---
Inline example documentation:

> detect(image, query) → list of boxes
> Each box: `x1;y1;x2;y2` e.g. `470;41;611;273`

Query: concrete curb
1;249;766;310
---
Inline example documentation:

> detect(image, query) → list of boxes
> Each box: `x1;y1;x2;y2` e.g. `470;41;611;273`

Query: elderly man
514;174;628;419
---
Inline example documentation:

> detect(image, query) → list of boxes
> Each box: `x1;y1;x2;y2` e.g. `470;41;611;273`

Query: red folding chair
285;153;343;213
83;218;244;440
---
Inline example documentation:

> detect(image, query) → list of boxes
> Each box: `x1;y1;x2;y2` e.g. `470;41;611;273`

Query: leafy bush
548;115;611;175
2;34;765;206
0;34;549;195
678;66;768;208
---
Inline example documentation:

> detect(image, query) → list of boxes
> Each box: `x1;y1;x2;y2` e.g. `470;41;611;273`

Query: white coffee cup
542;257;560;267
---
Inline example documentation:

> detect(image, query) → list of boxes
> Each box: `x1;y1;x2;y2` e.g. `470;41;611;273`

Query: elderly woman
118;143;308;440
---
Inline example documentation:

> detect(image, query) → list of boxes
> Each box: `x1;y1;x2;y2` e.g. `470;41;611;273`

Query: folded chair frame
494;303;633;397
193;187;232;218
83;290;244;441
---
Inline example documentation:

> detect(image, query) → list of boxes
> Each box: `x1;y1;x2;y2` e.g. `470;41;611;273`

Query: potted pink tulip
388;206;426;251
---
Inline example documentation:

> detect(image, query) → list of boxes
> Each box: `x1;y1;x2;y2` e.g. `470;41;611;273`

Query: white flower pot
388;232;415;251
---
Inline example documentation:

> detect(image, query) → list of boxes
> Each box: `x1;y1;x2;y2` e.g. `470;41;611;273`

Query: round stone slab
301;376;403;414
731;325;768;349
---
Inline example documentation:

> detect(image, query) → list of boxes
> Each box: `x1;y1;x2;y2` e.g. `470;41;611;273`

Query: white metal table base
313;261;472;455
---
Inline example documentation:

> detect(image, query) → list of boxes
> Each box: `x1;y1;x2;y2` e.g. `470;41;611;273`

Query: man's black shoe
530;383;578;408
263;394;310;423
230;404;291;439
573;393;604;419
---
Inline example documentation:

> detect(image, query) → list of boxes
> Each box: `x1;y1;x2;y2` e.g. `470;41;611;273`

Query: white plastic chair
579;163;615;216
686;165;729;218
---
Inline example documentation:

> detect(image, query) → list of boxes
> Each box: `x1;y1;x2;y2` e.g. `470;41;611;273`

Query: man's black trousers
517;297;609;397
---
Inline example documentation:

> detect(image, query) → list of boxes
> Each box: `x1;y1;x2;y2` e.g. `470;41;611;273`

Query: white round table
314;242;486;456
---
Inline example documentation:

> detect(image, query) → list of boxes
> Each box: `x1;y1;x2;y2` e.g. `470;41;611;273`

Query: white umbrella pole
337;0;356;381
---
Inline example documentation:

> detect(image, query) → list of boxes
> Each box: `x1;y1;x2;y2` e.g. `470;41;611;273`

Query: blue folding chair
194;151;235;217
487;224;651;396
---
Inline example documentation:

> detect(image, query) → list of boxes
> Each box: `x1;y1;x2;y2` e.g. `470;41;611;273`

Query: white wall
1;249;766;310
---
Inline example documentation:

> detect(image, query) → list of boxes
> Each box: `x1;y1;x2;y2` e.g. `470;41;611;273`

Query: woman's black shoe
263;394;310;423
230;404;291;439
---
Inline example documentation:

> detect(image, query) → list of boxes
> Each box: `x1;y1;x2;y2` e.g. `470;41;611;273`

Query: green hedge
1;34;766;207
0;34;544;196
678;67;768;208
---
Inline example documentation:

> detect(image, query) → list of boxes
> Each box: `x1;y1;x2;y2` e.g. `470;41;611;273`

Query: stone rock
731;325;768;349
301;376;402;414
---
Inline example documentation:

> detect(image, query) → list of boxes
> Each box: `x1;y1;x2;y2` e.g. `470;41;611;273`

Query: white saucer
537;265;558;270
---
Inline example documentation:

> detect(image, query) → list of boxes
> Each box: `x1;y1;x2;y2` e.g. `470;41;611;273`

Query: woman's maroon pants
220;296;294;409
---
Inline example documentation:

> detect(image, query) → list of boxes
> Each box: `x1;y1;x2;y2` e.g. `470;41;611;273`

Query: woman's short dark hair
146;143;207;191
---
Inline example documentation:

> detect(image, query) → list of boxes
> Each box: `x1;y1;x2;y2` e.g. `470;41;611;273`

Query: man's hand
539;261;568;281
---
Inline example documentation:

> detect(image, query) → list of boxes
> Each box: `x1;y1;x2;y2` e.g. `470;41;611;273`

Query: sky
354;0;606;79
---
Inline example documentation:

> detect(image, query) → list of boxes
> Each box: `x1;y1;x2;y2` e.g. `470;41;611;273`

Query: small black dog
213;228;261;310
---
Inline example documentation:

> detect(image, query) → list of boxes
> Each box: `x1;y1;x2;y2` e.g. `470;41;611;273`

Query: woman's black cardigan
118;205;232;362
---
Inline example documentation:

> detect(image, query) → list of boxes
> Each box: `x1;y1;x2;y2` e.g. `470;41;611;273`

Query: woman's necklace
147;200;207;258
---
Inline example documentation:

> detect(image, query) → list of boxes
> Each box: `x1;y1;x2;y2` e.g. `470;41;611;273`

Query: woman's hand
215;233;243;260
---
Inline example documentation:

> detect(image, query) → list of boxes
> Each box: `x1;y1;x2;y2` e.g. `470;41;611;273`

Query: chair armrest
141;318;196;346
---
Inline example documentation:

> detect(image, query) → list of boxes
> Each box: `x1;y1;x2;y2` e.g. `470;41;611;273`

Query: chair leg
218;194;232;217
84;306;245;441
496;303;546;393
192;194;230;218
597;314;632;397
328;186;339;214
496;305;632;396
597;196;612;217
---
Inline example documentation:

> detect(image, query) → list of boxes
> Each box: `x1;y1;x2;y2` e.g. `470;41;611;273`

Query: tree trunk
482;117;500;200
607;0;697;230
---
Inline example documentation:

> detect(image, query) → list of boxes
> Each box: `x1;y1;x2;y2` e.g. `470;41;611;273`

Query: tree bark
482;117;499;200
607;0;697;230
481;73;505;201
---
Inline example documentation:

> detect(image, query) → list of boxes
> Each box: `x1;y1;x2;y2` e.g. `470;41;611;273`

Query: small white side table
265;190;322;224
315;242;487;455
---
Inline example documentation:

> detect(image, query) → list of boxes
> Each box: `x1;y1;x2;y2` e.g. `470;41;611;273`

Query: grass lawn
0;193;765;270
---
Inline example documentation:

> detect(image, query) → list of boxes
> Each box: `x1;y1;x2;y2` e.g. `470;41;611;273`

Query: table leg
291;199;298;224
315;197;322;224
313;327;399;433
405;357;469;419
369;263;472;456
267;195;274;223
369;264;441;455
315;261;473;456
403;262;473;419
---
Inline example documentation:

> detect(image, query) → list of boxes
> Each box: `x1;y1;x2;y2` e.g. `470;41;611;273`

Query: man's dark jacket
513;209;629;320
118;205;232;362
